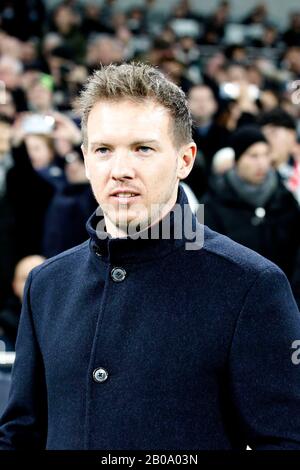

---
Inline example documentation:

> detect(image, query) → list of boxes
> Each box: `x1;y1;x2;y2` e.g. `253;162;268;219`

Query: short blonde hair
76;62;193;148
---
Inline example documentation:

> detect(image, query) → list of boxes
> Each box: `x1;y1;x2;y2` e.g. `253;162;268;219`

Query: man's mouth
110;193;141;203
114;193;137;197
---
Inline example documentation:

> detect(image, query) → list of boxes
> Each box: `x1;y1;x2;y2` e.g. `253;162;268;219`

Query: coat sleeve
229;265;300;449
0;271;47;449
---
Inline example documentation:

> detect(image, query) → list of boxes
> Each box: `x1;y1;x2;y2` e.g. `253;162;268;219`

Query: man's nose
110;150;135;180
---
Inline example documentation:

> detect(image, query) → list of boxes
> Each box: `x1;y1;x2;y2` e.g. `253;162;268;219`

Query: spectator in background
0;0;46;41
0;255;45;351
126;7;146;36
42;151;97;257
202;126;300;294
170;0;199;21
259;108;299;200
200;0;230;45
252;24;280;48
0;89;16;120
143;36;175;67
283;11;300;46
49;3;86;62
81;2;114;38
282;45;300;78
100;0;118;31
0;55;26;112
25;74;55;114
13;108;82;189
188;84;230;174
86;35;125;71
242;2;269;26
158;58;193;92
0;112;53;309
174;36;201;67
24;133;66;191
259;89;280;112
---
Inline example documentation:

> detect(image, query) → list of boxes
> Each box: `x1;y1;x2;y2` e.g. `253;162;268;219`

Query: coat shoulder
30;240;90;279
202;224;279;275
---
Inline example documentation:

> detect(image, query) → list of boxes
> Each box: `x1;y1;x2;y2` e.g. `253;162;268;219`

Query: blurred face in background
25;134;55;169
0;59;22;90
236;142;271;185
188;85;217;125
12;256;45;301
262;124;296;167
26;82;53;113
159;60;185;85
86;37;124;67
226;64;248;84
53;5;77;34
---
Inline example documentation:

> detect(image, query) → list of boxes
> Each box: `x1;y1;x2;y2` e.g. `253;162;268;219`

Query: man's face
236;142;271;185
262;124;296;166
82;99;196;237
188;86;217;123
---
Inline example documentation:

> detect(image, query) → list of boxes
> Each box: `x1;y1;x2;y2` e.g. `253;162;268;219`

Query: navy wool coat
1;186;300;450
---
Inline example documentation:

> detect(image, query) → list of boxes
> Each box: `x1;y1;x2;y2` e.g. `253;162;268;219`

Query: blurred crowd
1;0;300;350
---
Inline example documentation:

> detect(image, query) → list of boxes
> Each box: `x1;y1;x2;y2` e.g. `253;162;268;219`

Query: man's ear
81;144;90;180
177;142;197;180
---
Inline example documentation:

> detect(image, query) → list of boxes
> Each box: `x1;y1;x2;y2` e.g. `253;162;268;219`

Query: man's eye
137;146;152;153
95;147;109;154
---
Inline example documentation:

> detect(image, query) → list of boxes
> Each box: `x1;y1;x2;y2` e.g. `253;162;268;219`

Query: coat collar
86;185;201;264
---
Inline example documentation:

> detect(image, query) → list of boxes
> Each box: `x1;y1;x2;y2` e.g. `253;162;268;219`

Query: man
259;108;298;200
0;64;300;450
0;255;46;352
0;113;53;309
202;125;300;284
188;84;229;169
186;84;229;199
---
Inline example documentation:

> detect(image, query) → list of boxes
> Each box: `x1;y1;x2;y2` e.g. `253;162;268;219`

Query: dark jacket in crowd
1;186;300;450
6;144;54;258
43;183;98;258
184;124;230;200
0;144;54;307
192;123;230;174
0;0;46;40
201;171;300;280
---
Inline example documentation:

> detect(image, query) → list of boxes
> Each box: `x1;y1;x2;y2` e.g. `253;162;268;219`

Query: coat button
111;267;126;282
93;367;109;383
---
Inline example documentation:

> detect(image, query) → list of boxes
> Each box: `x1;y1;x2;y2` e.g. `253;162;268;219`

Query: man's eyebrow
89;140;160;148
89;142;111;148
131;140;160;146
